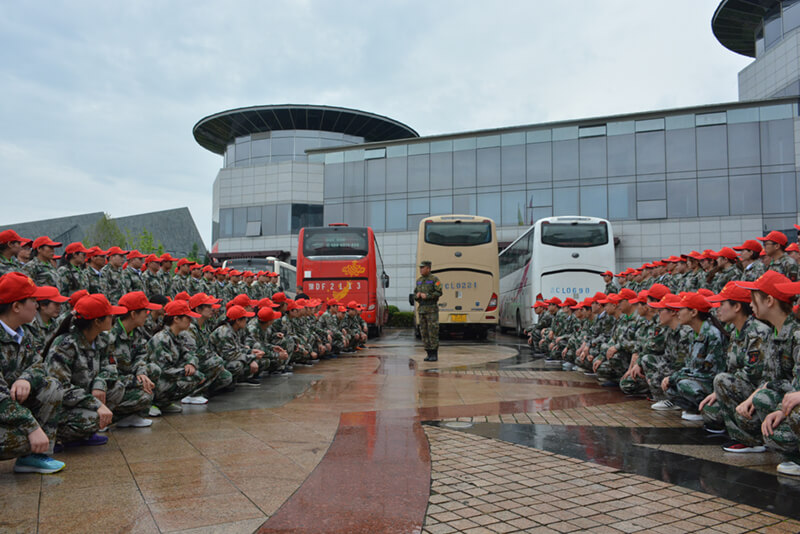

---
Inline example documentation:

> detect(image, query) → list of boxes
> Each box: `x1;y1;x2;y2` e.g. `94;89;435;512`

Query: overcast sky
1;1;751;248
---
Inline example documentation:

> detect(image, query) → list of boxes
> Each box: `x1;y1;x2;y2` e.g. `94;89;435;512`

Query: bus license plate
450;314;467;322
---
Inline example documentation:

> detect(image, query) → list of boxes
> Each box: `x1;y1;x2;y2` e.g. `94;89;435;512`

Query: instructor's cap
419;260;432;268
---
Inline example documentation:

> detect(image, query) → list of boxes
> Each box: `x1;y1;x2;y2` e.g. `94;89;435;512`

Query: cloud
0;0;753;248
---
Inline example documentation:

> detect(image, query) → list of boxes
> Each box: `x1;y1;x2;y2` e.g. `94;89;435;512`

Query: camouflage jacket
141;269;166;299
186;320;216;360
45;327;118;410
146;327;199;376
244;318;286;359
23;257;58;287
123;267;145;293
725;316;772;388
0;255;21;276
186;276;205;296
57;264;87;297
0;321;50;434
414;274;442;312
100;264;128;304
767;254;798;281
85;267;106;294
22;312;59;355
590;312;615;350
711;265;742;293
670;321;727;384
209;323;255;366
762;314;800;395
742;261;766;282
106;319;151;379
169;274;191;298
650;324;693;381
158;271;174;295
634;315;666;358
530;311;553;334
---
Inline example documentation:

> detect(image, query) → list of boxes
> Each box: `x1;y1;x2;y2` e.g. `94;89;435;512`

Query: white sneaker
116;415;153;428
723;443;767;453
562;362;574;371
681;411;704;421
97;426;109;432
777;461;800;476
148;405;162;417
651;400;680;411
181;396;209;405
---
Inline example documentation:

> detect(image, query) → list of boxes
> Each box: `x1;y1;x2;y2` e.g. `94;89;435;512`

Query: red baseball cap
258;308;281;322
119;291;162;311
35;286;68;303
561;298;577;307
0;273;49;303
188;292;221;310
618;288;638;301
602;271;613;276
787;243;800;253
708;282;751;304
229;269;242;277
229;294;256;308
347;300;360;309
647;284;671;301
531;300;546;308
144;254;160;264
242;271;254;277
159;253;178;262
190;263;203;271
758;230;788;246
666;292;717;313
176;258;194;267
32;236;61;249
650;293;683;309
105;246;128;257
601;293;622;304
126;250;147;260
75;294;127;319
715;247;738;261
202;265;216;273
69;289;89;308
64;242;89;255
174;291;190;301
628;290;648;304
591;292;607;303
546;297;562;305
86;246;107;258
164;300;201;318
734;240;763;254
286;299;301;311
736;271;795;302
227;305;255;320
257;298;274;309
272;292;286;303
0;230;25;244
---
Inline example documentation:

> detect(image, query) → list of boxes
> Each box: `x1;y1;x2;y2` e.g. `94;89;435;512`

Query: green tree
187;243;200;263
83;213;126;249
128;228;164;254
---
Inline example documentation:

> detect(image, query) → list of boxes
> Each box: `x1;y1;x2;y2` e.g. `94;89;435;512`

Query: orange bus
296;224;390;336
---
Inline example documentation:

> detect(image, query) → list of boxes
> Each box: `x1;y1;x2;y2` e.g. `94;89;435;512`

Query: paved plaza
2;330;800;533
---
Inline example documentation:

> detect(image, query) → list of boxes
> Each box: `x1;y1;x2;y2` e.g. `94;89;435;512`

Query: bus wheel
515;312;523;338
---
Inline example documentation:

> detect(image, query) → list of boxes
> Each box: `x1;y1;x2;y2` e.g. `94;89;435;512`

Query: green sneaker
14;454;65;474
160;403;182;413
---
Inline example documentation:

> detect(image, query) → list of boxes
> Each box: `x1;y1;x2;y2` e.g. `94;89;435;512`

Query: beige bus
412;215;499;340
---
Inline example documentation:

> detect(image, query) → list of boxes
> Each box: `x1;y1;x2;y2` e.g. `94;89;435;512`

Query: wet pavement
3;329;800;533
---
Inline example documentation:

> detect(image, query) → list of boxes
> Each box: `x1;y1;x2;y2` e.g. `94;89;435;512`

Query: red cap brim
110;305;128;315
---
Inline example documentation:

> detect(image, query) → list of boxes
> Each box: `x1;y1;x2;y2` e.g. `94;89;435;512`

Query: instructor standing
414;260;442;362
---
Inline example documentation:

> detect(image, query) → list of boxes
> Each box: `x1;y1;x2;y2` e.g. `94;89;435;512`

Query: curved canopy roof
193;104;419;155
712;0;778;57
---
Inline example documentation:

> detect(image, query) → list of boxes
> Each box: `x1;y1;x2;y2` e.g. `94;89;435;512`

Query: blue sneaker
64;433;109;448
14;454;65;474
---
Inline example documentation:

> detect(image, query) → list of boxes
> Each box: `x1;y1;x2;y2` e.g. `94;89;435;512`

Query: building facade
198;0;800;310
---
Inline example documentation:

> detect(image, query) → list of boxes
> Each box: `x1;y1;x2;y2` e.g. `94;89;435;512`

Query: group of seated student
0;231;368;475
528;227;800;478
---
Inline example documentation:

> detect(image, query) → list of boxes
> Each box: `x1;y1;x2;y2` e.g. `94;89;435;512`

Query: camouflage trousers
619;356;650;396
418;309;439;351
225;358;254;382
59;381;125;442
753;388;798;454
597;351;630;384
0;377;63;460
706;372;756;441
153;367;205;407
111;379;155;422
196;354;233;396
666;377;712;413
637;353;672;402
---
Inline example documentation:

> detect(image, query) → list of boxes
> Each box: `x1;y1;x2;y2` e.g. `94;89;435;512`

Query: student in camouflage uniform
158;253;177;295
201;266;217;295
661;293;729;421
536;298;562;354
0;230;26;275
414;260;442;362
711;248;742;293
186;263;205;295
594;288;640;386
525;301;548;350
57;242;89;297
183;293;233;401
245;307;290;373
24;286;68;354
209;305;265;385
23;236;61;288
146;300;206;413
141;255;166;299
100;246;129;304
0;272;65;473
620;286;668;397
644;294;694;409
44;294;131;445
734;240;766;282
698;282;772;441
169;258;193;298
123;251;147;293
84;247;107;294
759;230;799;281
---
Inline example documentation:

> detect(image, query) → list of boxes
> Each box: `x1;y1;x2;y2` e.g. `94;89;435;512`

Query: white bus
498;216;615;336
221;256;297;298
413;215;499;340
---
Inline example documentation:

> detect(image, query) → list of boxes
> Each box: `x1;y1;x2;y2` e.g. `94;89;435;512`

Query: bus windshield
424;222;492;246
302;228;369;257
541;222;609;248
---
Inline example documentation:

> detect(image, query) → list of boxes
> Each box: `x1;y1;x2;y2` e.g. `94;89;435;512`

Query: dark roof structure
712;0;778;57
0;208;207;258
193;104;419;155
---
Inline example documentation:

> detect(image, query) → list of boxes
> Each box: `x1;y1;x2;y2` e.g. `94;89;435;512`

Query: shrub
388;311;414;327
